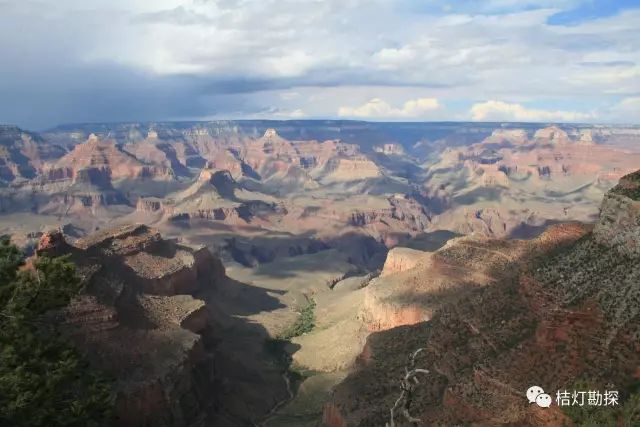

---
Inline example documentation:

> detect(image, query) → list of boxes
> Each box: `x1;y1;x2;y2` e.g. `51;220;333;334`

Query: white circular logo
526;385;545;404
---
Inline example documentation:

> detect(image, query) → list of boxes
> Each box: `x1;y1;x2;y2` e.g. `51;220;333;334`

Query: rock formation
380;247;425;276
3;121;639;247
36;224;225;426
136;196;164;213
0;125;65;184
425;124;640;237
594;170;640;257
362;223;589;332
47;134;174;182
324;171;640;426
2;121;640;425
321;157;382;182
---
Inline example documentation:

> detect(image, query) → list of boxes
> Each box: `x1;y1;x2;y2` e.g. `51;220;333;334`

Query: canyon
1;120;639;425
323;172;640;425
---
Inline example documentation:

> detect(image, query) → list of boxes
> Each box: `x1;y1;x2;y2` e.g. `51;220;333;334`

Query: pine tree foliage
0;237;115;426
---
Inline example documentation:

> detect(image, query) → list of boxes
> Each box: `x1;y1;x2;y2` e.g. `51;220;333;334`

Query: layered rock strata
324;172;640;426
37;224;225;426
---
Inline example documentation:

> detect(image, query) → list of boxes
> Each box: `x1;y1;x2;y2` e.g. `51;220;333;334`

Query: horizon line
4;118;639;133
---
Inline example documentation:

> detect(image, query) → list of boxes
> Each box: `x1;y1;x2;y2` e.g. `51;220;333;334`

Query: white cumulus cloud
338;97;441;119
470;100;593;122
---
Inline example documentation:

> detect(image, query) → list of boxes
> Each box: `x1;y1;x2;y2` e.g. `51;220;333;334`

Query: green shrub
611;170;640;200
277;298;316;340
561;379;640;427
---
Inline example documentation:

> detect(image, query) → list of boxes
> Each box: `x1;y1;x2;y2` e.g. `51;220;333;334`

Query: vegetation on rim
0;237;115;426
561;379;640;426
611;170;640;200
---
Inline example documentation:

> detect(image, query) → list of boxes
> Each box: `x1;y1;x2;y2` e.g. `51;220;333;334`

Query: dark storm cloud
0;57;464;130
0;64;213;130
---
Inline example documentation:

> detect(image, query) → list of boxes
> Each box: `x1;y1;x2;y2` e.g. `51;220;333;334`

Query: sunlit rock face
424;125;640;238
48;134;173;181
380;247;426;276
4;121;640;246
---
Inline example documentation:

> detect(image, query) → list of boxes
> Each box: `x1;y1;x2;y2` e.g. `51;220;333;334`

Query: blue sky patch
547;0;640;25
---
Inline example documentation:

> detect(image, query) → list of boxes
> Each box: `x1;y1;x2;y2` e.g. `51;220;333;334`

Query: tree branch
385;348;430;427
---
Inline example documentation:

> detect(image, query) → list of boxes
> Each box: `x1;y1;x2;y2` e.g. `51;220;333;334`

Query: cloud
606;97;640;123
338;97;441;119
276;108;307;118
470;100;593;122
1;1;639;127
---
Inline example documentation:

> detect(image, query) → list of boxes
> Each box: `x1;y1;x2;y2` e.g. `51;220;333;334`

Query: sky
0;0;639;129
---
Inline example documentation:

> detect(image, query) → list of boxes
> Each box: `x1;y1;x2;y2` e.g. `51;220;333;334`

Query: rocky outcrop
460;208;512;236
380;247;426;276
206;149;244;178
344;196;431;240
123;136;190;177
136;197;164;213
348;210;387;226
65;294;120;333
36;228;74;257
37;225;226;426
361;223;590;332
594;170;640;257
325;173;640;426
322;156;381;181
47;134;173;183
483;128;529;145
49;164;129;210
169;169;238;210
362;291;429;332
0;125;65;184
169;207;241;222
534;125;571;144
426;125;640;237
73;224;161;254
47;191;128;212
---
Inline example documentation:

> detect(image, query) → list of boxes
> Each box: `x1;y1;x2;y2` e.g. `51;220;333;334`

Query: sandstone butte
3;123;640;249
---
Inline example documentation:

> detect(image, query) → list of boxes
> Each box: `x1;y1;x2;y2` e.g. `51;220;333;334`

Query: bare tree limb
385;348;429;427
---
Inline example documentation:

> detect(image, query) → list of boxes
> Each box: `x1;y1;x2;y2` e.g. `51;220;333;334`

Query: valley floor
203;251;367;425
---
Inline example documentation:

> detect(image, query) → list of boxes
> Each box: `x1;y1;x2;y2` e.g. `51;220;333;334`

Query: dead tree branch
385;347;430;427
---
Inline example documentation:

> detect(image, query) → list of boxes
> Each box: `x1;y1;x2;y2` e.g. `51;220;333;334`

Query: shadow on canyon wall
198;277;303;426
